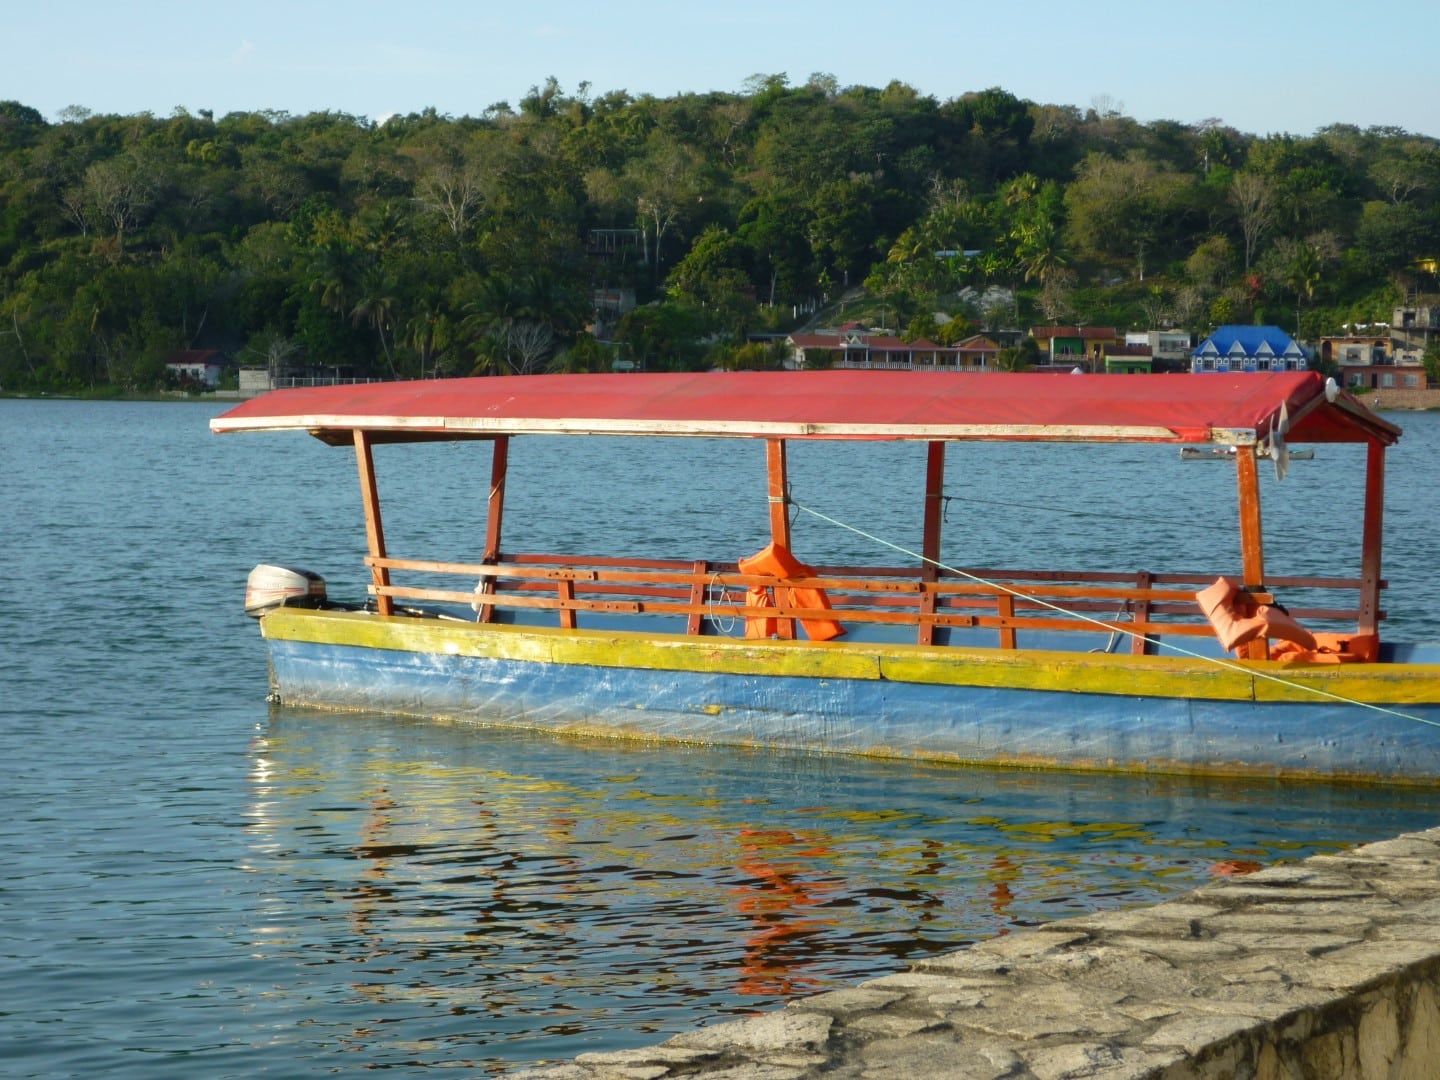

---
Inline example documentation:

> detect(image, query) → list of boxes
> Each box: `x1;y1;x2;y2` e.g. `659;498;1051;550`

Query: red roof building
164;349;225;388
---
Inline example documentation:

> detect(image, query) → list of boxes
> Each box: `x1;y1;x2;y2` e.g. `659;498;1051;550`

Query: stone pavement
513;828;1440;1079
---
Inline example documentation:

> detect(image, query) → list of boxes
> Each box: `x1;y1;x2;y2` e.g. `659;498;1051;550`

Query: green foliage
0;92;1435;395
617;302;709;370
995;338;1041;371
1424;340;1440;388
902;313;940;343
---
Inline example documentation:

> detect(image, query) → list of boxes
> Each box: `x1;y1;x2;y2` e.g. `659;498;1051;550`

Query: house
786;328;969;371
164;349;224;388
1028;326;1119;370
953;334;1002;371
1103;343;1153;374
1127;329;1193;369
1317;333;1426;390
238;367;273;395
1190;326;1307;373
1391;301;1440;367
590;287;637;339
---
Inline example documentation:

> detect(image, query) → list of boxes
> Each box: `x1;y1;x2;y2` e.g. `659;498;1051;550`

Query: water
4;397;1440;1077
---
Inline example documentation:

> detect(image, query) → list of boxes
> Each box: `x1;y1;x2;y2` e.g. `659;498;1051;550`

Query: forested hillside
2;76;1438;393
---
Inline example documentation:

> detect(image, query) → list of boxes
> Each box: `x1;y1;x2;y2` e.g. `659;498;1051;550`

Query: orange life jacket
743;585;777;640
1268;631;1379;664
737;542;845;642
1195;577;1317;654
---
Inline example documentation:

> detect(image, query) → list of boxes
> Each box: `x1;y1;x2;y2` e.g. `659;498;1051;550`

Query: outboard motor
245;564;327;618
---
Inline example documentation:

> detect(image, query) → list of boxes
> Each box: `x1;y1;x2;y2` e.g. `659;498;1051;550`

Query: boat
1181;445;1314;461
212;370;1440;784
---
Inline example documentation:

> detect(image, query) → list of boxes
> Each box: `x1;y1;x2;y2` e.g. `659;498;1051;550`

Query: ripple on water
4;400;1440;1076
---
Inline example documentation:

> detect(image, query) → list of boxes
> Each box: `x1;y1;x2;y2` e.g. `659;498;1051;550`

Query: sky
9;0;1439;140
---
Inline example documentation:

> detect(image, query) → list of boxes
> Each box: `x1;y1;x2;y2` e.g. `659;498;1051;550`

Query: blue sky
9;0;1438;139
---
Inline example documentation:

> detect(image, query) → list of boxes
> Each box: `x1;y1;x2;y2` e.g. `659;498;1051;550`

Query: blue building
1190;326;1308;373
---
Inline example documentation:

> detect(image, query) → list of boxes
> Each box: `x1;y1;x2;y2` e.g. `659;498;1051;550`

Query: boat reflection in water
242;709;1440;1072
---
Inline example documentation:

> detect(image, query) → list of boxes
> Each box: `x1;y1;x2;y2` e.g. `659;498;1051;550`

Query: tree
241;329;302;385
628;132;702;273
409;135;495;241
82;151;161;253
617;302;708;370
350;272;400;377
1064;153;1189;280
505;320;556;374
1354;200;1438;275
1139;285;1170;329
902;312;940;343
955;87;1035;180
1185;235;1236;290
1229;172;1274;271
1172;285;1207;331
668;226;757;338
1015;217;1069;284
403;301;454;378
668;226;748;305
0;100;47;151
1369;140;1439;205
1037;272;1077;323
1423;339;1440;388
737;194;814;307
1264;233;1335;335
807;176;877;288
995;337;1040;371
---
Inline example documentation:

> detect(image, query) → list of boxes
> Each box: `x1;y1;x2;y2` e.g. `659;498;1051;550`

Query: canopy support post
918;441;945;646
1235;446;1266;660
354;430;392;617
765;438;794;639
1359;440;1385;639
476;435;509;624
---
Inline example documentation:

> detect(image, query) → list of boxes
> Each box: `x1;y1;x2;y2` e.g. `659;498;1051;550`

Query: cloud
231;39;255;66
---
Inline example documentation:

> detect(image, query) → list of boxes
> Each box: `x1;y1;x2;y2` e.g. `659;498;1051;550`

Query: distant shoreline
0;391;237;404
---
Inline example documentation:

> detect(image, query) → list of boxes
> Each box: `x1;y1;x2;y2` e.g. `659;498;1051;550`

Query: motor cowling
245;564;327;617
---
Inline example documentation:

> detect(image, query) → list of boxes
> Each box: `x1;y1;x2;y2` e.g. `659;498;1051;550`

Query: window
1381;373;1396;387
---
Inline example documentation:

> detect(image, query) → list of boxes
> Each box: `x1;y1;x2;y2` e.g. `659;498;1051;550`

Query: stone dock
515;827;1440;1079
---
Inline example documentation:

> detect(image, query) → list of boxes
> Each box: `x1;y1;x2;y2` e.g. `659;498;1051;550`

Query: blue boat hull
262;610;1440;783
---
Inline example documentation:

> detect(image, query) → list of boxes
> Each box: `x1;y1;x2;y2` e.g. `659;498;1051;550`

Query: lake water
4;396;1440;1077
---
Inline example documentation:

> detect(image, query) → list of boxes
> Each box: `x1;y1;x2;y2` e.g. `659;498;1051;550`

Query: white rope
706;571;738;635
789;499;1439;730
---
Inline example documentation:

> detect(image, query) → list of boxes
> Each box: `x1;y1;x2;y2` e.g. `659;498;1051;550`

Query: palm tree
404;302;453;379
1015;218;1069;285
350;272;400;377
886;227;926;265
462;274;524;371
1001;172;1039;208
309;241;361;317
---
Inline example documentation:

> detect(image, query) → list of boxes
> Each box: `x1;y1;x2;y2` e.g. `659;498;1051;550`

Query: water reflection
733;827;837;997
243;708;1440;1072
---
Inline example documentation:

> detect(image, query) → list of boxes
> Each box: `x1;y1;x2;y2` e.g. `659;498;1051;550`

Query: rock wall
515;828;1440;1079
1370;388;1440;411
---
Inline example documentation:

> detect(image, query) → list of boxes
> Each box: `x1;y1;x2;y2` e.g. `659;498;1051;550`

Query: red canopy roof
212;370;1399;447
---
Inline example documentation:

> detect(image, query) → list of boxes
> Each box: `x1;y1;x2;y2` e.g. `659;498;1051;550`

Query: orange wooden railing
359;553;1381;652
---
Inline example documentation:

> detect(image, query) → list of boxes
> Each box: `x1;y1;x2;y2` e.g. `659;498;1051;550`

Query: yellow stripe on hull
261;608;1440;707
